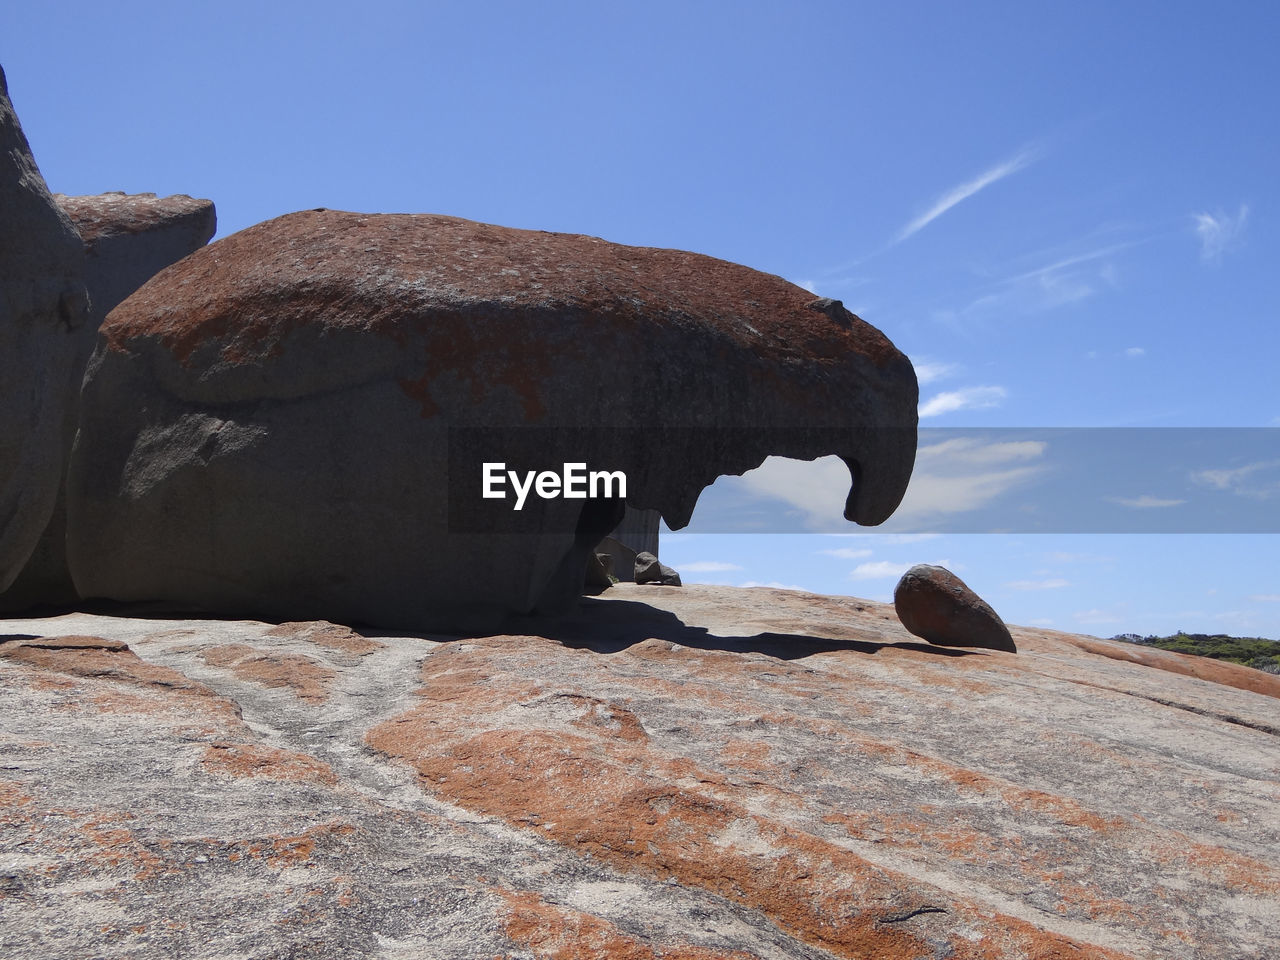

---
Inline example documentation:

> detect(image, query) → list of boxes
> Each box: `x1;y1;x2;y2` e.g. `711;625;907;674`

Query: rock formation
66;210;918;630
1;192;216;610
55;192;216;331
0;65;88;590
2;584;1276;958
634;550;682;586
894;563;1017;652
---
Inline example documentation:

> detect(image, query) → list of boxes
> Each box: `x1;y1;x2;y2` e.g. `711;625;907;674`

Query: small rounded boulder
893;564;1017;653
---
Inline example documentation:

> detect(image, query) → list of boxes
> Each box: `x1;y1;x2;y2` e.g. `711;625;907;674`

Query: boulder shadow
503;595;980;661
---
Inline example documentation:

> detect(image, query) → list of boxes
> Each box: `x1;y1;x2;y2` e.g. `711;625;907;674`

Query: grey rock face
893;563;1017;652
1;192;216;610
634;551;682;586
0;64;88;590
66;210;917;630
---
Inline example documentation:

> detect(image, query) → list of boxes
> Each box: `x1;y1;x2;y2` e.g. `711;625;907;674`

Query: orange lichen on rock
1062;636;1280;700
367;640;1134;960
498;888;759;960
199;644;334;703
201;742;338;786
1155;835;1280;895
263;620;386;657
0;635;242;719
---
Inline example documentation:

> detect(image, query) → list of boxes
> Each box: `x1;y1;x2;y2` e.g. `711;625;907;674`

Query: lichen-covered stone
67;210;917;630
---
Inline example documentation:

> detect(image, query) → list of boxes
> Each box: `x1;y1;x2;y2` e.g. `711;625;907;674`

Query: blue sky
5;2;1277;638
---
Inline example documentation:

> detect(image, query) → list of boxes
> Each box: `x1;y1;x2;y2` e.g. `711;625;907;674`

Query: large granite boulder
0;64;89;591
66;210;917;630
894;563;1017;652
0;192;216;610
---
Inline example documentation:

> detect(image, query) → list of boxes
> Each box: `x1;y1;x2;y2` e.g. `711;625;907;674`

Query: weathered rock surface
894;563;1017;652
66;210;917;630
634;550;682;586
2;192;216;610
55;191;217;330
2;584;1277;959
0;64;88;590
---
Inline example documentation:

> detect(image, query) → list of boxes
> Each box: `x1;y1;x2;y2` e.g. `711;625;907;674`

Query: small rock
634;552;681;587
584;551;614;589
893;564;1016;652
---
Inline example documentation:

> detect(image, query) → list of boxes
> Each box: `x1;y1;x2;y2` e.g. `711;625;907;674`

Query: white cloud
739;581;809;591
1005;578;1070;591
1249;594;1280;603
849;560;918;580
916;437;1045;465
795;278;817;293
1125;347;1145;357
678;561;744;573
737;455;855;531
1194;204;1248;262
885;437;1048;526
896;146;1039;242
1191;459;1280;499
1108;495;1186;509
919;385;1007;418
818;547;873;559
913;360;956;385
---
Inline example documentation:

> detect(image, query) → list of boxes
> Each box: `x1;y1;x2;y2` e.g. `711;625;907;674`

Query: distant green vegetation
1113;632;1280;675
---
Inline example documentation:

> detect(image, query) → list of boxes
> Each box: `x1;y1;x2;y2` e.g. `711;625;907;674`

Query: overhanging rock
66;210;918;629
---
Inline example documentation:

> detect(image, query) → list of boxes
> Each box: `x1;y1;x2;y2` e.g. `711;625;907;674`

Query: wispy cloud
913;360;957;385
917;437;1045;465
1108;495;1186;509
933;239;1140;326
1125;347;1145;357
896;146;1039;243
919;386;1007;418
1249;594;1280;603
739;580;809;591
850;560;920;580
1194;205;1248;262
999;242;1135;286
678;561;744;573
818;547;873;560
1006;578;1070;591
888;437;1047;525
1191;459;1280;499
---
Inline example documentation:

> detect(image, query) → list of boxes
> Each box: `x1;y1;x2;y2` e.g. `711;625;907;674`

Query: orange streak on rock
201;742;339;786
1062;636;1280;700
498;888;760;960
1155;835;1280;895
200;643;334;703
369;696;1131;960
263;620;386;656
1;635;242;720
